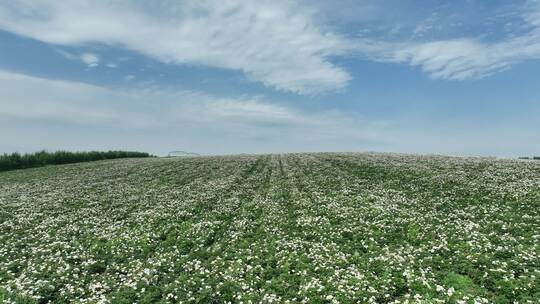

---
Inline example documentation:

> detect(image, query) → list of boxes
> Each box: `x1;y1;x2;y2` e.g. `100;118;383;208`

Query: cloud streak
362;0;540;80
0;0;351;94
0;70;538;156
0;70;385;154
1;1;539;87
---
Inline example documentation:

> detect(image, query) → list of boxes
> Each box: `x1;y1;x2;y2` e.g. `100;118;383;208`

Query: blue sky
1;0;539;157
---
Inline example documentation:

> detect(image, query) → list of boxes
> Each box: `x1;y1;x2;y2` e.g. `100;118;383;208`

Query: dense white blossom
0;153;539;303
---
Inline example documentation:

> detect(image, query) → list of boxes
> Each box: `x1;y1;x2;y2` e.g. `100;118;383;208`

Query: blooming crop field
0;153;539;303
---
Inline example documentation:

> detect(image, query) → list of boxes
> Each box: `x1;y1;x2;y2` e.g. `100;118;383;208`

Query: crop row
0;153;539;303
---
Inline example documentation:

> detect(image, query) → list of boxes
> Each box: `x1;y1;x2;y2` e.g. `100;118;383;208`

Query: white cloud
0;0;352;94
385;39;508;80
0;70;385;154
1;1;539;91
525;0;540;26
80;52;99;67
411;12;438;38
361;1;540;81
0;70;314;128
4;1;539;86
0;70;538;156
385;35;540;80
57;49;100;67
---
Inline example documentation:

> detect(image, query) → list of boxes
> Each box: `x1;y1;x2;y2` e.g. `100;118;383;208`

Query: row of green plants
0;150;152;172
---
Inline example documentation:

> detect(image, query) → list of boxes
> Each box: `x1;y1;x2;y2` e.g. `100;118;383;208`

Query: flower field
0;153;539;303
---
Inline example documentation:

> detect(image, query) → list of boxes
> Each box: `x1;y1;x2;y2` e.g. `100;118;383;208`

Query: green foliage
0;150;152;172
0;153;539;303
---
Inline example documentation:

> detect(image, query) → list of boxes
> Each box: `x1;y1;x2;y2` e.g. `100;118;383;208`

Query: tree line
0;150;152;172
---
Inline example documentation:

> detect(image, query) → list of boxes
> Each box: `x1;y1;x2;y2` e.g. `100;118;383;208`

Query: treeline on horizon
0;150;152;172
